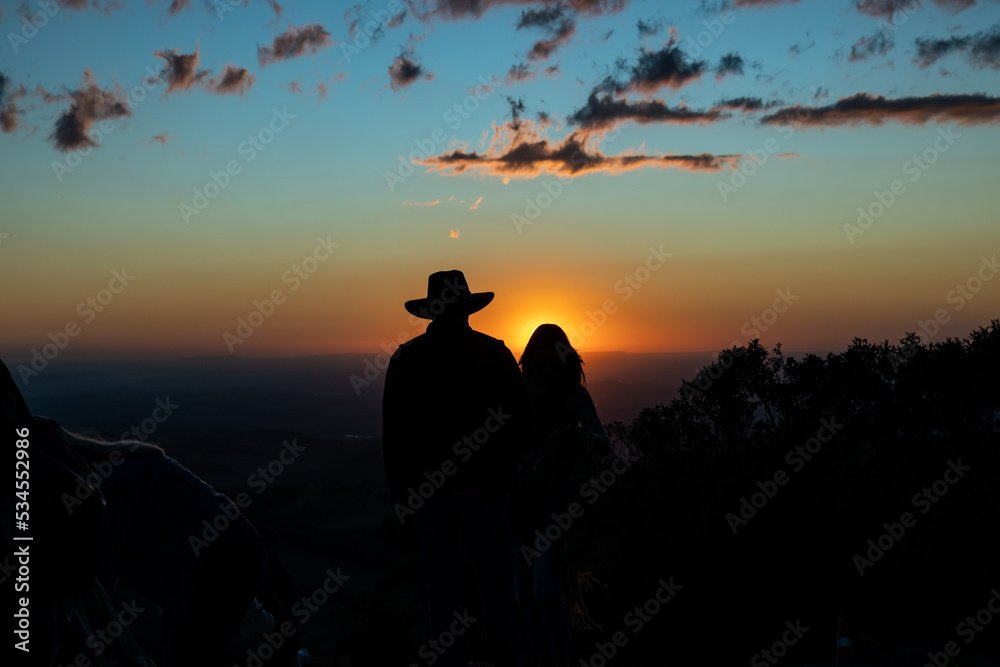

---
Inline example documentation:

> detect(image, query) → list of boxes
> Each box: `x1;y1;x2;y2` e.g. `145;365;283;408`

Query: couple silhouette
382;270;609;667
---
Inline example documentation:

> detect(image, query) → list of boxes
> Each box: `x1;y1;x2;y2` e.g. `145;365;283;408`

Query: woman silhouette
511;324;610;667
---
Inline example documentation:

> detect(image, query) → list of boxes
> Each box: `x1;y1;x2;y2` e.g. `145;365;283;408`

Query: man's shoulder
391;326;515;366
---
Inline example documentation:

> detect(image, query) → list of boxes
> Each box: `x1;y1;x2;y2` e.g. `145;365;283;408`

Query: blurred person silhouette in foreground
2;359;110;666
510;324;611;667
382;270;535;667
35;417;270;667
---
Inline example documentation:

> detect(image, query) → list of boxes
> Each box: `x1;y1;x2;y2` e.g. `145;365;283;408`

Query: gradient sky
1;0;998;363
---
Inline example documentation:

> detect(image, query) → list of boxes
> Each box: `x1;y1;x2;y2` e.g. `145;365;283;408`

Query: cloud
469;196;483;210
415;118;740;180
505;62;538;84
602;36;706;94
209;65;256;95
24;0;123;14
402;199;441;206
506;96;527;130
258;24;333;66
407;0;627;22
914;24;1000;69
636;17;664;37
32;85;69;104
450;229;460;238
50;70;131;152
734;0;802;6
317;73;346;102
715;52;745;80
568;91;726;130
712;96;782;112
760;92;1000;127
856;0;979;18
149;132;174;146
389;50;434;90
168;0;191;14
0;73;27;134
156;45;208;95
515;5;576;61
849;29;894;62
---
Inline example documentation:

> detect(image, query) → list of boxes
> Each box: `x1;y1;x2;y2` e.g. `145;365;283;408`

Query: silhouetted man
382;270;533;667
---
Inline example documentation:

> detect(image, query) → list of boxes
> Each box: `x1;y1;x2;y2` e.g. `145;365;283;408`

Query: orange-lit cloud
0;73;26;133
516;5;576;61
50;70;130;152
857;0;977;18
408;0;627;22
403;199;441;206
469;196;483;210
760;92;1000;127
505;63;538;84
209;65;256;96
450;229;460;238
416;118;739;179
156;45;208;95
149;132;174;146
258;24;333;66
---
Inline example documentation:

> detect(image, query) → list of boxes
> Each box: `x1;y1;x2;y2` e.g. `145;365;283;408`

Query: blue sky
2;0;999;359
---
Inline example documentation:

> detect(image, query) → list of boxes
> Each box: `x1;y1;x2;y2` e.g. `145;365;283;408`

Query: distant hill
10;351;820;439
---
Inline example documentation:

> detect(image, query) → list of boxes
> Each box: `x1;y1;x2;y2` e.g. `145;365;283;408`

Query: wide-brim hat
404;270;494;319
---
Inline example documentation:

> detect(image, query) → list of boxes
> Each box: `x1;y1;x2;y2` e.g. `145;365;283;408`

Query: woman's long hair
519;323;586;390
34;416;164;461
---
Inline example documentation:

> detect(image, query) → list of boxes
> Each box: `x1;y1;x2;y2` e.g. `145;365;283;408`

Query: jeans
511;505;574;662
412;494;522;667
